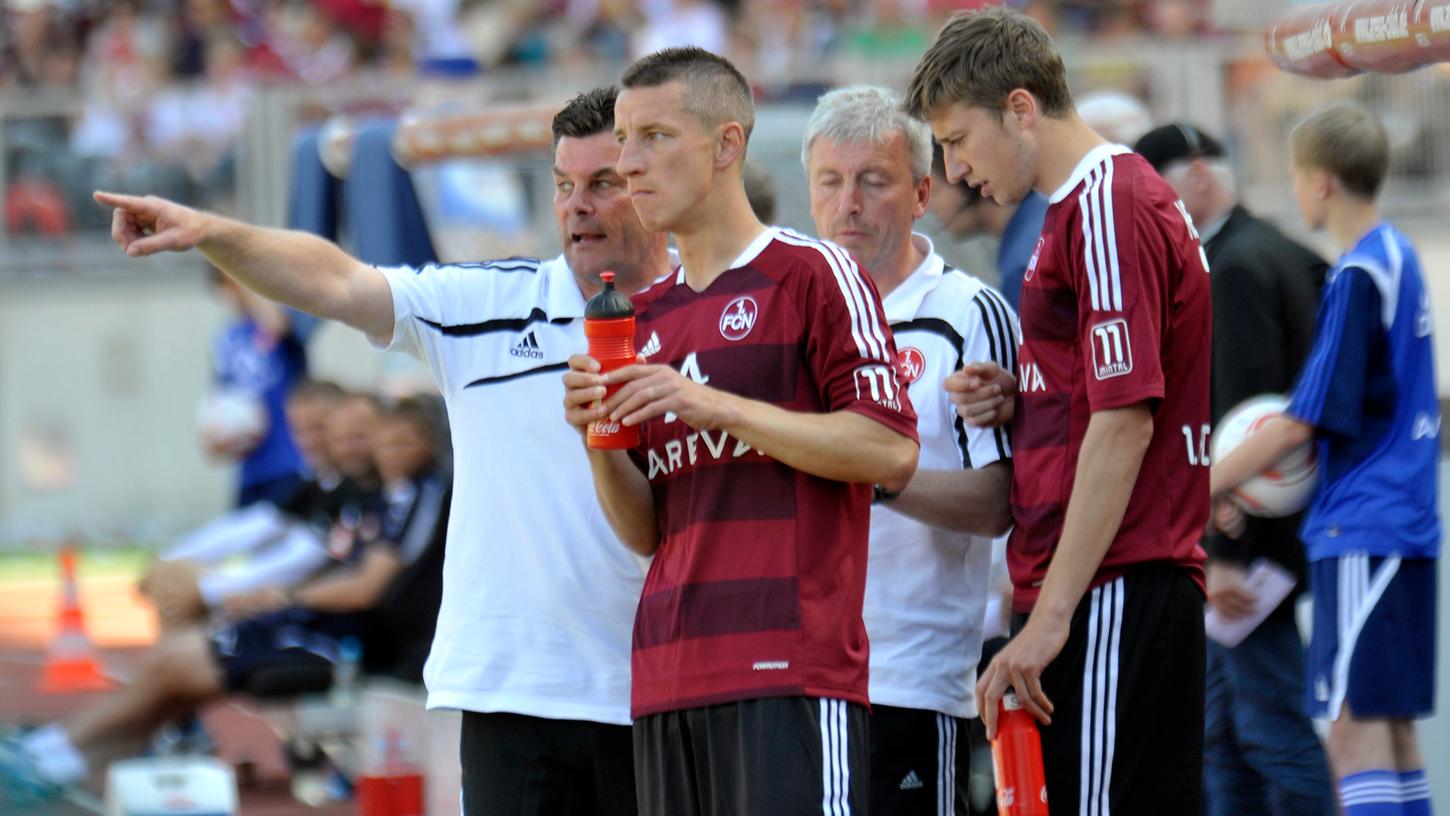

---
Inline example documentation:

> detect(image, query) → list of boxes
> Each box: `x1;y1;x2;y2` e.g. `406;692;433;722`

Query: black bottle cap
585;271;634;319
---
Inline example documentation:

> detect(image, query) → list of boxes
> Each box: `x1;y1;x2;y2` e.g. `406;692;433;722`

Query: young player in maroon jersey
907;8;1213;814
563;48;921;815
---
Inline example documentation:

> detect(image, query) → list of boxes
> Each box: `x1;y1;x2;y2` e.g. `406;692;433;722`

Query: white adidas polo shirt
865;235;1020;719
371;254;648;725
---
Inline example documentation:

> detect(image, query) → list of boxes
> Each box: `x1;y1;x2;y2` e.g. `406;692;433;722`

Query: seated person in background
140;385;372;629
0;396;450;804
218;392;384;622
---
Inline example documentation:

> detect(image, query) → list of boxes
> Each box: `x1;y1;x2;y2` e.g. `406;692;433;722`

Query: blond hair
1290;103;1389;199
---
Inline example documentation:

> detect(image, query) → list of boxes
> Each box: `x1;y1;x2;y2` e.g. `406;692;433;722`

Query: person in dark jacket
1137;122;1334;816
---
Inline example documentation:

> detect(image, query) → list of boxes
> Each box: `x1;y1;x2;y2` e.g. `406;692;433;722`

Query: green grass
0;546;156;582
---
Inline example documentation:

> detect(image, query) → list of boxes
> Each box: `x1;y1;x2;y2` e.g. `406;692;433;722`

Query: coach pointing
97;87;671;815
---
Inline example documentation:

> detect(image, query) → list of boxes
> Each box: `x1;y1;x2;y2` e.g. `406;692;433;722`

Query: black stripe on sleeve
464;361;570;389
976;287;1018;456
970;292;1013;461
421;309;575;337
888;317;966;353
893;315;975;468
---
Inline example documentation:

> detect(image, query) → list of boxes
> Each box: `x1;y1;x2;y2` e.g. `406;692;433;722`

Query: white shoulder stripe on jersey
776;231;892;370
1102;158;1123;311
1088;168;1112;314
776;231;874;361
1079;168;1103;312
819;238;891;361
783;230;885;363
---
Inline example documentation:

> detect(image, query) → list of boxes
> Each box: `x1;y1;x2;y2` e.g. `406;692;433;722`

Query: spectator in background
632;0;730;59
146;32;253;197
839;0;932;62
743;159;776;223
272;0;357;84
0;0;81;90
208;272;312;509
141;381;351;631
170;0;232;80
1078;89;1154;147
1137;121;1334;816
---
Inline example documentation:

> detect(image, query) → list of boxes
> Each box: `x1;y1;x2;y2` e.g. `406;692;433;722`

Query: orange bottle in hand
584;271;639;449
992;691;1050;815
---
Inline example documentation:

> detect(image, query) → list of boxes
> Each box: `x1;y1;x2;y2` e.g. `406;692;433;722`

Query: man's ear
914;173;931;221
717;121;747;170
1005;89;1039;131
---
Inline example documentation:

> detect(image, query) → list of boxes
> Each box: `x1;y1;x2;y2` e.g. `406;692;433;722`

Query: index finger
977;662;1006;739
602;363;661;385
567;353;601;373
1010;665;1054;725
961;360;1004;379
93;190;151;212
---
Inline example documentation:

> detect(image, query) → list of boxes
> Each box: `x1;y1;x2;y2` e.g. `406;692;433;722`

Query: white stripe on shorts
936;713;957;816
820;699;852;815
1329;553;1401;720
1079;578;1124;816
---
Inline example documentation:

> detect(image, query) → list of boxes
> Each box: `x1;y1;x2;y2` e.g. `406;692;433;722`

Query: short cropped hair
905;7;1073;123
552;86;617;149
621;47;755;141
802;85;933;183
1290;103;1389;199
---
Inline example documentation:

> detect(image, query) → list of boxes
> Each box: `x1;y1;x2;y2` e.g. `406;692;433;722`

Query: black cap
1134;122;1225;172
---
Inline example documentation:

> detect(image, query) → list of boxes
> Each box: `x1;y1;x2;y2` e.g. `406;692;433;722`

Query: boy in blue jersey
209;273;312;508
1211;103;1440;816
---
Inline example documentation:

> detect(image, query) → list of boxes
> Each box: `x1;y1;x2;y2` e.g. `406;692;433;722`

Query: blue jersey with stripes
1287;222;1440;560
214;317;308;491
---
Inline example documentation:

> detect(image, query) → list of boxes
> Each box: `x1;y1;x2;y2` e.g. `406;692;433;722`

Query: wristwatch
872;484;899;505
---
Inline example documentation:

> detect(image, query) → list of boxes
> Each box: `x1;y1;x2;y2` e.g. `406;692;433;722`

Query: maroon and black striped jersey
1009;146;1211;614
625;227;919;717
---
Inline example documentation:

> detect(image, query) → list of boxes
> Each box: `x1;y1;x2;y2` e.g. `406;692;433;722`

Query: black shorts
212;607;360;693
460;711;636;816
1010;566;1205;816
633;696;868;816
869;704;970;816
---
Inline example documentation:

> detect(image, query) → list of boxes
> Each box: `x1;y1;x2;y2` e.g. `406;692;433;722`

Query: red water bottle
584;271;639;449
991;691;1049;816
356;728;424;816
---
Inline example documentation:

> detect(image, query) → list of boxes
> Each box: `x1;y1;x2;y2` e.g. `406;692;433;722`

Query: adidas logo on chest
510;329;545;360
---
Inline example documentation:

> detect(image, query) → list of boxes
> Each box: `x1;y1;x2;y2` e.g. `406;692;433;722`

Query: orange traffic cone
39;545;114;693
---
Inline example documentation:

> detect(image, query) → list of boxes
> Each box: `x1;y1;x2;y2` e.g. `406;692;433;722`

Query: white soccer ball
1211;394;1318;518
197;389;268;455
